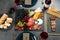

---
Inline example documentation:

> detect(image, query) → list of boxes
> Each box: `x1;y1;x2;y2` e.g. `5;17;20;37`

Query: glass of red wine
39;32;48;40
14;0;24;5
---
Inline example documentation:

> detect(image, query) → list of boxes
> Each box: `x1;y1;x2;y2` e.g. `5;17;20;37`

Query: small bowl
16;31;37;40
0;14;14;31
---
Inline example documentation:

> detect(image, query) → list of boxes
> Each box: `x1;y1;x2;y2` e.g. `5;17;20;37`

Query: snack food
51;4;56;11
34;7;42;12
0;14;8;24
0;24;4;28
50;15;56;32
35;18;43;25
26;18;34;27
0;20;4;24
39;12;44;19
17;21;24;27
0;14;13;30
4;22;11;27
0;14;8;21
37;25;42;30
29;11;34;17
6;18;13;24
47;9;60;18
33;12;40;20
3;25;7;29
50;15;55;20
34;25;38;30
34;25;42;30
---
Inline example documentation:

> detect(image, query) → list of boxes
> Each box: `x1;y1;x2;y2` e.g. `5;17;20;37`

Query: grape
21;16;30;23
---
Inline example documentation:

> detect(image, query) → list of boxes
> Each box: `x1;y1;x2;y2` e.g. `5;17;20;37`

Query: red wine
14;0;24;5
44;0;51;10
40;32;48;39
45;0;51;5
15;0;20;5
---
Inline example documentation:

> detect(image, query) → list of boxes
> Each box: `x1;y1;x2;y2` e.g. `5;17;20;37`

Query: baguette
47;10;60;18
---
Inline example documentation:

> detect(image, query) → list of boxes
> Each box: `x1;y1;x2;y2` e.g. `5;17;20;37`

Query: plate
15;9;44;31
0;13;13;31
16;31;37;40
21;0;37;8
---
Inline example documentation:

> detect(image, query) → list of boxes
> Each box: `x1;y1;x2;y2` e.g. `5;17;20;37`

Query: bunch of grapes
21;15;30;23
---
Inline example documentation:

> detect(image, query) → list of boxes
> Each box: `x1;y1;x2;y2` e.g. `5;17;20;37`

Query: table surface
0;0;60;40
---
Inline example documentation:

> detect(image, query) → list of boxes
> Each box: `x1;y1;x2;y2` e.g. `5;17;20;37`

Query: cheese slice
33;12;40;20
34;7;42;12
